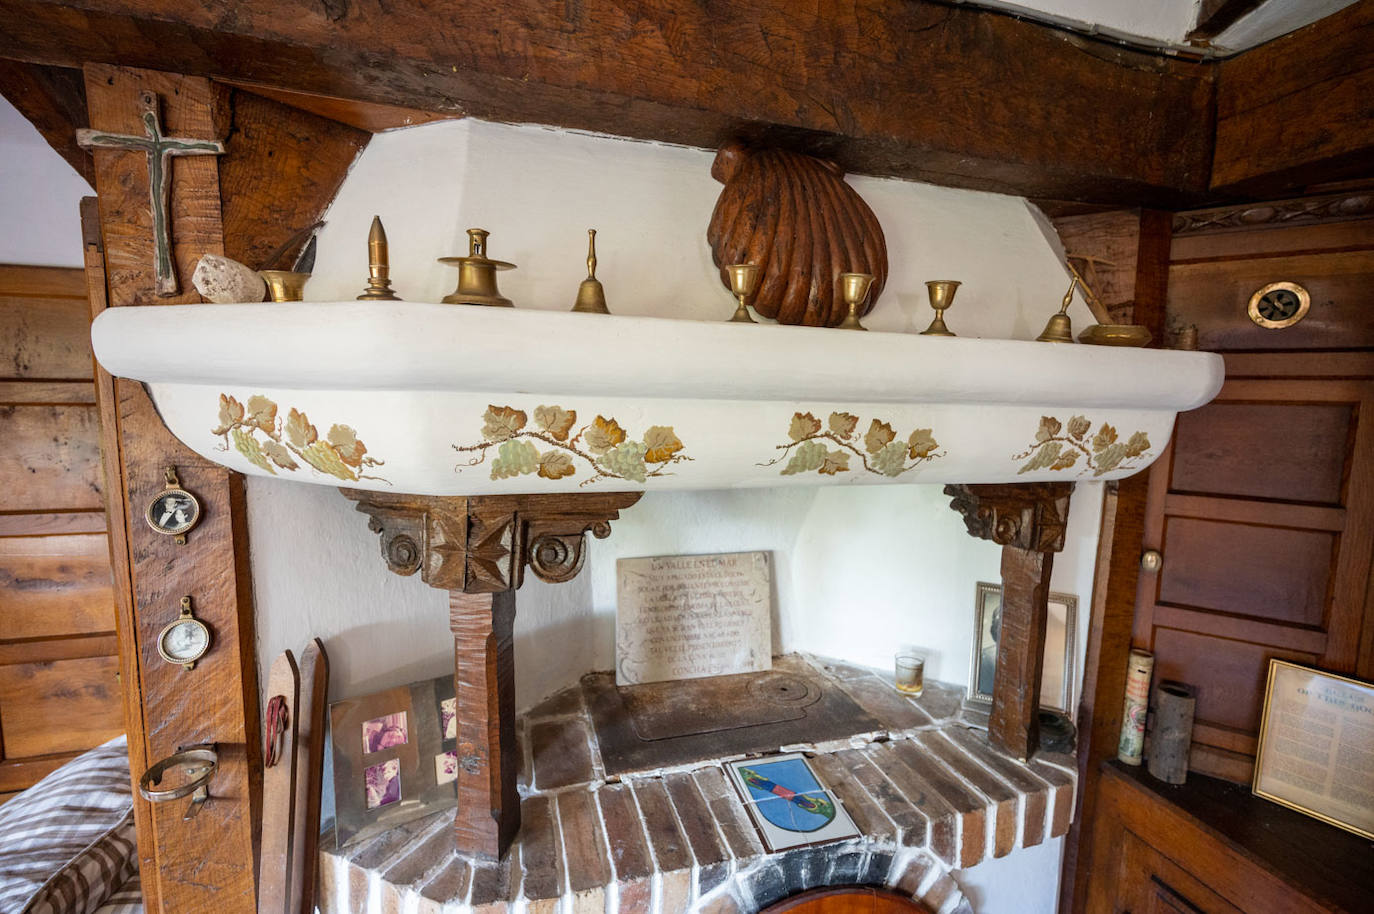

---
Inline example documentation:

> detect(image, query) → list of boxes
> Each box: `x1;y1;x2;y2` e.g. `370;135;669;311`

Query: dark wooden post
946;482;1073;760
344;490;641;859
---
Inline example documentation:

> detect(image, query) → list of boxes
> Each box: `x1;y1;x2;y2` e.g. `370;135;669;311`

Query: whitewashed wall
0;95;90;266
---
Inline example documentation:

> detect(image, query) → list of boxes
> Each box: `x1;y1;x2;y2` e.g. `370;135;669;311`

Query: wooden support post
344;490;641;859
946;482;1073;760
450;590;519;857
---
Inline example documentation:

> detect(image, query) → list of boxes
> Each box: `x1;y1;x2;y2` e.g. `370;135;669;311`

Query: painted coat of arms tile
726;752;860;851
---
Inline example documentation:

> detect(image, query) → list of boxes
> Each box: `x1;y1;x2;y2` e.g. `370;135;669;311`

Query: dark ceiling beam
0;58;92;186
1211;0;1374;195
1187;0;1265;41
0;0;1216;205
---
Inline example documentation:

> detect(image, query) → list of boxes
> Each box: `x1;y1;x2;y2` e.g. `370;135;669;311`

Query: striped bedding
0;736;139;914
93;873;142;914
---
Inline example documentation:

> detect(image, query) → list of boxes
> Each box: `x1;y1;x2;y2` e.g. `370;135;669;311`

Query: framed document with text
1253;659;1374;840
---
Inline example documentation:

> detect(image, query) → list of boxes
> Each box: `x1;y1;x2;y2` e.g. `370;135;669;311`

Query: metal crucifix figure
77;90;225;295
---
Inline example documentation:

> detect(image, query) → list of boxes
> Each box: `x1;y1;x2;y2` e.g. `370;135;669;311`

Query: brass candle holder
570;229;610;314
259;270;310;302
1036;275;1077;343
357;215;402;301
920;280;960;336
725;263;760;323
439;228;515;307
836;272;874;331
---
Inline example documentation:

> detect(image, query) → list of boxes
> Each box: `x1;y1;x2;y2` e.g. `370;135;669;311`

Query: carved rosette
944;482;1073;553
340;490;642;593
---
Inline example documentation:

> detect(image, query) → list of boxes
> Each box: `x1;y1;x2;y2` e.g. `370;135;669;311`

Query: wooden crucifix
342;489;641;859
77;90;225;295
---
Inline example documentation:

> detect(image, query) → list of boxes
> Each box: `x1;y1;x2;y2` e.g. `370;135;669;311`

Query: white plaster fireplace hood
92;302;1223;495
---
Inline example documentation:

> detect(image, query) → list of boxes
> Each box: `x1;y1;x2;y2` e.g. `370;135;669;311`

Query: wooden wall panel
0;290;93;379
1158;518;1334;627
1171;402;1351;505
0;655;122;758
0;533;115;640
0;405;104;511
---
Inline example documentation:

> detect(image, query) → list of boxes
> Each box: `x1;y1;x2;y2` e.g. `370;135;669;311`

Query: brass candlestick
836;272;874;331
726;263;760;323
259;270;310;302
570;229;610;314
439;228;515;307
1036;276;1077;343
920;280;960;336
357;215;402;301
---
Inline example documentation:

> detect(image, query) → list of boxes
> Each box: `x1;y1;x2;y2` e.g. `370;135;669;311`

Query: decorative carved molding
944;482;1074;554
1171;193;1373;235
340;490;642;593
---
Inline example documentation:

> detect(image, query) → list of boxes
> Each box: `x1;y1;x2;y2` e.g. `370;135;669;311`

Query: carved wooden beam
341;489;641;859
946;482;1072;760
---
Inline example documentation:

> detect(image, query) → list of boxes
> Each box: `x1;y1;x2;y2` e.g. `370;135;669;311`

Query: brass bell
570;229;610;314
439;228;515;307
1036;276;1078;343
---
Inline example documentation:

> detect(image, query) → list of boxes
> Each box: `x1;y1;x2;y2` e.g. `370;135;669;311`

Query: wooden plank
86;65;261;914
990;545;1053;761
1043;208;1140;325
0;509;106;536
0;381;97;403
0;654;123;758
0;263;87;298
0;404;104;511
218;89;367;270
1222;351;1374;380
0;59;92;185
1150;606;1327;656
1163;494;1346;532
0;533;116;640
222;81;448;134
0;0;1217;204
0;633;119;665
0;291;94;380
0;750;83;791
1213;0;1374;194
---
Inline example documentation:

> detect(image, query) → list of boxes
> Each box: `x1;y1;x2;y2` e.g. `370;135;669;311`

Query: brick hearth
319;654;1076;913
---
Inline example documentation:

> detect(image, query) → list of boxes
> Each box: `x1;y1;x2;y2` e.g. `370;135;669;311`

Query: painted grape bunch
1015;415;1151;477
761;411;944;478
454;405;691;485
211;394;386;483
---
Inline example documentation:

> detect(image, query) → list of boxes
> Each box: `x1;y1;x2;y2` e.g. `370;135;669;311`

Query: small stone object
192;253;266;304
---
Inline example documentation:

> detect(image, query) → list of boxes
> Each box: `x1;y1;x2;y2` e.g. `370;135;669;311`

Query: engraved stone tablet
616;551;773;686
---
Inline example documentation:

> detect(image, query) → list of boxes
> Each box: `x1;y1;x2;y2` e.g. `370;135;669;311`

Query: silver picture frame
967;581;1077;715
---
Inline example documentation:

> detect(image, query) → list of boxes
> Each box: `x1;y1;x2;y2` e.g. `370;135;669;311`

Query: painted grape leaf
533;405;577;441
1092;423;1118;452
300;440;358;481
1067;415;1091;440
491;439;539;479
818;449;850;476
284;408;318;449
482;405;528;442
1018;441;1062;474
864;419;895;454
907;428;938;459
781;440;826;476
1050;449;1080;471
327;424;369;467
1035;416;1062;443
789;412;822;442
828;412;858;438
599;440;648;483
872;440;908;477
643;426;683;463
213;394;244;436
537;450;577;480
1093;442;1128;476
231;428;275;474
584;415;627;455
1123;430;1151;458
245;395;278;435
261;439;299;471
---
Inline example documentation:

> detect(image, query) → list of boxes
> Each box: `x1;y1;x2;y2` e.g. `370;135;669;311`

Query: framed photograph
725;752;859;852
1253;659;1374;840
330;674;458;848
967;582;1077;714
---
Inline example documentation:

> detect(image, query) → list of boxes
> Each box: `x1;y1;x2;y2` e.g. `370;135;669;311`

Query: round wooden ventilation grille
1247;281;1311;329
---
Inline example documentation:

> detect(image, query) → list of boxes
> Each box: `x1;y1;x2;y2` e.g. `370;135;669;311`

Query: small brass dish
1077;324;1153;347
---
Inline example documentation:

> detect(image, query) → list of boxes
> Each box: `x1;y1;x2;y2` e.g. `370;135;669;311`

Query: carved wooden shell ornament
707;142;888;327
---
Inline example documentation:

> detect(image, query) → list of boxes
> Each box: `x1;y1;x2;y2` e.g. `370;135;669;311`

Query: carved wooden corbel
340;489;641;859
945;482;1073;760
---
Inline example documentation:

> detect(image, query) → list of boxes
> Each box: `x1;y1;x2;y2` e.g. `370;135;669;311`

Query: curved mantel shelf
92;303;1224;495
